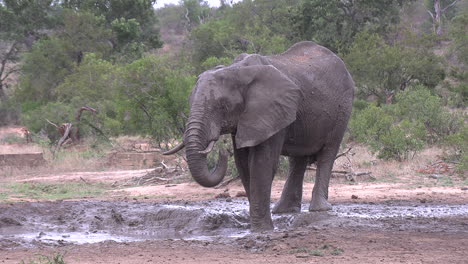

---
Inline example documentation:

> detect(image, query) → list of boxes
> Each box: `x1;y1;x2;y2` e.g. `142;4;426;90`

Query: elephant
164;41;354;231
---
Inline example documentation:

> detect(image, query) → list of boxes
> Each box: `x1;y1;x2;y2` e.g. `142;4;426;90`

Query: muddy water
1;200;467;248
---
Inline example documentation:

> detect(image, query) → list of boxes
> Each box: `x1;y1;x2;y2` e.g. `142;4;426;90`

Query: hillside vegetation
0;0;466;172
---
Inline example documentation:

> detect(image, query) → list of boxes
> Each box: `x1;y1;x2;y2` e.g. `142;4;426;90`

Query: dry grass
0;144;43;154
332;144;450;184
0;143;109;180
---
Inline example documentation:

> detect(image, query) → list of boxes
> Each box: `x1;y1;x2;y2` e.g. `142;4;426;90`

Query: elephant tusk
198;140;216;155
162;142;185;155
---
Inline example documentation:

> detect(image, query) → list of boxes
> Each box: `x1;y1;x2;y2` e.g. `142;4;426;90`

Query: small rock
429;174;440;179
461;187;468;191
419;199;427;203
215;192;230;199
225;197;233;202
351;194;359;199
296;253;310;258
235;191;247;197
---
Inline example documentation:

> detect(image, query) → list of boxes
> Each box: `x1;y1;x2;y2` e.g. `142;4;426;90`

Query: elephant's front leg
272;156;308;214
247;131;285;231
232;135;251;200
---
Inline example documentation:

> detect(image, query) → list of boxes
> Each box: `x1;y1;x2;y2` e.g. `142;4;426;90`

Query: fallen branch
335;147;353;160
161;161;169;169
307;166;373;181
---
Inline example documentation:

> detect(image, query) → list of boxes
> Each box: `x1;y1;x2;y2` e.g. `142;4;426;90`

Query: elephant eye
218;98;232;111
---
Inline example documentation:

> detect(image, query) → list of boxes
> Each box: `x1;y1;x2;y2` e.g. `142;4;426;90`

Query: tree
16;10;113;104
0;0;57;100
190;0;295;69
425;0;460;35
344;31;445;103
181;0;211;31
60;0;162;55
117;56;195;142
449;4;468;66
290;0;411;52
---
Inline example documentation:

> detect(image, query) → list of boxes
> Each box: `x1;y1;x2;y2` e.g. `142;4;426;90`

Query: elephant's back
278;41;335;63
269;42;354;101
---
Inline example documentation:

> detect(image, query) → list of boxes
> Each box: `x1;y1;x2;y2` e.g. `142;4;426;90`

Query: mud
1;199;467;249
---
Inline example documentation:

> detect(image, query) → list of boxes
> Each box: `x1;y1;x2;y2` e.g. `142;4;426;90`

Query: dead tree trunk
45;106;98;156
427;0;460;36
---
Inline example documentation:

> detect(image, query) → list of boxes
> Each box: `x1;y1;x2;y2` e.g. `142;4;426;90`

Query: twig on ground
80;176;91;185
215;176;240;188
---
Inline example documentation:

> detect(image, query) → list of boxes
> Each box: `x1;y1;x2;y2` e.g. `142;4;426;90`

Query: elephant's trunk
184;116;228;188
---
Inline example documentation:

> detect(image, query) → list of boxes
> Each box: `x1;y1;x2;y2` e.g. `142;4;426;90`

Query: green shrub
377;120;426;161
350;105;425;161
445;126;468;177
349;85;463;161
393;85;463;143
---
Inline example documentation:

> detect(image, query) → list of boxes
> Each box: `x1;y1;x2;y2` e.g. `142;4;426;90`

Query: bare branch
442;0;460;13
0;67;21;82
45;118;59;128
426;9;435;21
0;42;19;79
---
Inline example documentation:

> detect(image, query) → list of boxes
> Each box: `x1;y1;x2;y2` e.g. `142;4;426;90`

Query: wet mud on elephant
164;41;355;231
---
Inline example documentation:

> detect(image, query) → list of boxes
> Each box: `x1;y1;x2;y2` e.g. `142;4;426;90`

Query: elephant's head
165;57;302;187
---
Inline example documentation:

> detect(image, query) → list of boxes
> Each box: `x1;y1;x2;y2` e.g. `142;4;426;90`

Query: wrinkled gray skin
164;42;354;231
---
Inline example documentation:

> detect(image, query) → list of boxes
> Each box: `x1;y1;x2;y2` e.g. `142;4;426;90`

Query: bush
445;126;468;177
349;85;464;160
350;104;425;161
344;31;445;103
117;56;195;143
393;85;464;143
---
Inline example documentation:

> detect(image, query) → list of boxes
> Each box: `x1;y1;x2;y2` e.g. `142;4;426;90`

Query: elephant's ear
235;65;302;148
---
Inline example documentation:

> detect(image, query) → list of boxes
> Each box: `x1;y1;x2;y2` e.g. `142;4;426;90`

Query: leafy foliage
117;56;195;142
444;126;468;177
344;31;445;103
449;5;468;66
290;0;410;52
350;85;463;160
190;0;295;69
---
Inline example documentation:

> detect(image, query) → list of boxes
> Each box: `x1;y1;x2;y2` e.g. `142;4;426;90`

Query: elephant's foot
250;216;274;232
308;199;332;212
272;200;301;214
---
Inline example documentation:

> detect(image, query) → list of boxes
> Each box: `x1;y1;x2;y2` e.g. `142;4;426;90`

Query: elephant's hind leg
309;149;335;212
272;156;308;214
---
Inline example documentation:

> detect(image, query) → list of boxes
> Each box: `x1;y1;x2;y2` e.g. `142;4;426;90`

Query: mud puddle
1;200;467;248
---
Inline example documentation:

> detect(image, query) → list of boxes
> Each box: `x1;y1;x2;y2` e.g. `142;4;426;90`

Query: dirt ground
1;176;467;264
1;127;467;264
